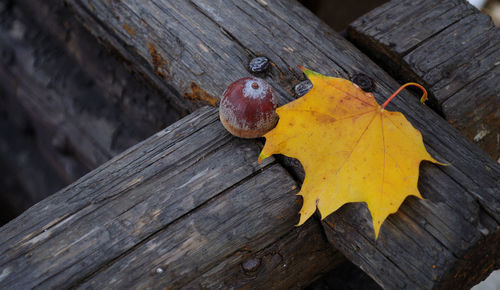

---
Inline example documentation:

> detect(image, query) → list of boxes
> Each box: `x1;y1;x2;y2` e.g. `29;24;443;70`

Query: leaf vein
334;113;378;176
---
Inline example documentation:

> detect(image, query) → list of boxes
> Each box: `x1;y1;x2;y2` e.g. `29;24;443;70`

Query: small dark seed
249;56;270;73
351;73;373;92
294;80;313;97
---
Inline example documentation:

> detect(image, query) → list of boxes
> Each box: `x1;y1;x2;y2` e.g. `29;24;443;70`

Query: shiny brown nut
219;77;279;138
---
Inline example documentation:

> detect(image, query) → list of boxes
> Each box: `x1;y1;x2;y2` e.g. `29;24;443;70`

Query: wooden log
0;107;340;288
347;0;500;159
0;1;359;287
0;0;498;288
61;0;500;288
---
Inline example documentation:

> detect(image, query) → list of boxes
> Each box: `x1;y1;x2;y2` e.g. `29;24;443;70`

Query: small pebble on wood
248;56;270;73
294;80;313;97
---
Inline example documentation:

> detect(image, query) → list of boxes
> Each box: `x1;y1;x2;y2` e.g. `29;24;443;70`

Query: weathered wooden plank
0;107;340;289
49;0;500;287
186;221;345;289
65;0;350;108
75;164;309;289
0;0;355;287
0;107;219;257
348;0;500;159
1;0;499;288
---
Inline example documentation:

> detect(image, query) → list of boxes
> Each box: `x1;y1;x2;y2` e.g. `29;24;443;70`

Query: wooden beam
62;0;500;288
0;0;498;288
0;107;341;288
348;0;500;159
0;1;349;287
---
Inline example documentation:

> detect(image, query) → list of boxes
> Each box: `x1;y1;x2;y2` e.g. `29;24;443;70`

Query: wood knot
241;257;261;272
351;73;374;92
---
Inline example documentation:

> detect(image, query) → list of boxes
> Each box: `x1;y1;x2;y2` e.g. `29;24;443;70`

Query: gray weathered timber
1;0;498;288
185;222;345;289
0;107;341;288
348;0;500;159
62;0;500;288
0;0;355;286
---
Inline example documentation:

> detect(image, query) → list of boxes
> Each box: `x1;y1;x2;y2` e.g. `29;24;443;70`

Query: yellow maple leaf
259;67;441;239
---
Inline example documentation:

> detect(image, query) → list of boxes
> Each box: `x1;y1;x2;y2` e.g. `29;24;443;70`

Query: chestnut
219;77;279;138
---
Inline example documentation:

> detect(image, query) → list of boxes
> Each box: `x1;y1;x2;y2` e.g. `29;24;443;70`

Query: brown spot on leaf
148;42;169;79
183;82;219;107
314;112;336;124
123;24;136;37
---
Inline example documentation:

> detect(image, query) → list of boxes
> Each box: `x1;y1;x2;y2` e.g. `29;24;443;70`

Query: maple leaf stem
382;82;428;109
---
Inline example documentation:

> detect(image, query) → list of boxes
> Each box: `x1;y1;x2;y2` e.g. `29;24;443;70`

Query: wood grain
348;0;500;159
0;0;498;288
0;107;340;288
0;1;347;287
